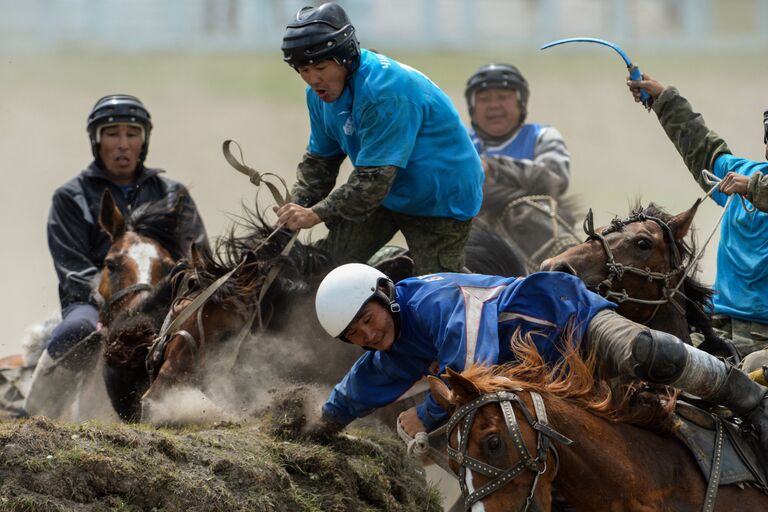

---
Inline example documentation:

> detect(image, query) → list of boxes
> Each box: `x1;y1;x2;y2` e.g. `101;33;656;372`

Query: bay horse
22;190;192;421
98;189;195;421
428;335;768;511
541;201;735;358
140;204;362;422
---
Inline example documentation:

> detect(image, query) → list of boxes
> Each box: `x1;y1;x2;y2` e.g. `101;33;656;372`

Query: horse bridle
582;209;688;325
97;282;154;324
445;389;573;511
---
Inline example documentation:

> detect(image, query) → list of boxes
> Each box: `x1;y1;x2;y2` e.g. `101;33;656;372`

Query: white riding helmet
316;263;396;338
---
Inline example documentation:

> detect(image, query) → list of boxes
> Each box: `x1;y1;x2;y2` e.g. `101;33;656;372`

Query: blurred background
1;0;767;360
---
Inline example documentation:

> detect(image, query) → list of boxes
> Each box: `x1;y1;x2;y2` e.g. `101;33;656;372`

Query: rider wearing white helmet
311;264;768;459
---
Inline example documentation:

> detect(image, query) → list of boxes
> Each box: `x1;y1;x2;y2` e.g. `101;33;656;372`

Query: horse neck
645;299;691;343
544;399;704;509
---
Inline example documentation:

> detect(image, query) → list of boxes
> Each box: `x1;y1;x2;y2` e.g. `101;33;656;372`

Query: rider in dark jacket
46;94;207;360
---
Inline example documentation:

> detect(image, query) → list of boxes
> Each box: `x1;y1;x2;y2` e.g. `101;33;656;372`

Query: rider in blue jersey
276;3;483;275
308;263;768;458
465;64;571;197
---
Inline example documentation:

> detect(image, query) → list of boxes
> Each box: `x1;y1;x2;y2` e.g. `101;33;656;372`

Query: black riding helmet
465;63;530;125
281;2;360;72
87;94;152;163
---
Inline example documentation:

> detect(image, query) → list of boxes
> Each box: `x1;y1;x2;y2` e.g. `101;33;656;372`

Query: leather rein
582;209;690;325
145;140;297;381
445;389;573;511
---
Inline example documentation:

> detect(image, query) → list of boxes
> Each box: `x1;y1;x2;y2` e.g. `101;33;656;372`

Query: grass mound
0;388;442;512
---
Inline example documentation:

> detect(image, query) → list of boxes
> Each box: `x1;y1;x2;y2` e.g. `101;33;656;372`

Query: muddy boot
708;366;768;457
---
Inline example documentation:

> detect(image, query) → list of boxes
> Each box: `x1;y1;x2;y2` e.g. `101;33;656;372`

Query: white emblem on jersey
343;115;354;135
419;275;444;282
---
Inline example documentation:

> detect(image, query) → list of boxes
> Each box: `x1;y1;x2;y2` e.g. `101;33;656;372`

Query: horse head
97;189;193;422
97;189;179;325
427;335;766;511
541;200;702;336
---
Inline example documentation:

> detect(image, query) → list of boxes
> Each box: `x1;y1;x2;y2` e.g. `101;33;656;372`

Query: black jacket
47;162;207;309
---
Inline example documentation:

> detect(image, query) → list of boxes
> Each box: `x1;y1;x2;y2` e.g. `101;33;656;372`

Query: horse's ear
443;367;482;404
98;189;126;240
669;199;702;240
428;376;454;412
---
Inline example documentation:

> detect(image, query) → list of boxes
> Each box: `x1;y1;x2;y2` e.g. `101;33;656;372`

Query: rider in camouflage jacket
628;75;768;356
276;3;483;276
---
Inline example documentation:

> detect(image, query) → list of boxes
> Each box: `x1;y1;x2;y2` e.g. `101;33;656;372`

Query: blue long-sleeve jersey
322;271;614;430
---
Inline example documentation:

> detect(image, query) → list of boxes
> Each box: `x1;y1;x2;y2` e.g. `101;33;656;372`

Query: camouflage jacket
746;171;768;212
290;152;397;222
652;86;732;193
654;87;768;211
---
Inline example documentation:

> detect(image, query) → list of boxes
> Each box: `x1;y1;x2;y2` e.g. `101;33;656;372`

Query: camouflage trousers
711;314;768;358
316;206;472;275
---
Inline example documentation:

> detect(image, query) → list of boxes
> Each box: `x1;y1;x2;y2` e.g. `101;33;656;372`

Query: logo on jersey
343;115;355;135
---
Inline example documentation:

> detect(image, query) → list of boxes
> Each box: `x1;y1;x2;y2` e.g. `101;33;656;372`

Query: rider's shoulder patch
419;275;444;282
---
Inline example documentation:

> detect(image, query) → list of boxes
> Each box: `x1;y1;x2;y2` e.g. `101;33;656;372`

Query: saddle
674;398;768;491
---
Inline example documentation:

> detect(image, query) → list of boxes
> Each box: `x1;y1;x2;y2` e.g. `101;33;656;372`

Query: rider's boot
588;310;768;456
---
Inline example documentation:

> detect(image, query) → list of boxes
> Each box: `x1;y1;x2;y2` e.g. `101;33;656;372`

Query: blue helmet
281;2;360;72
87;94;152;162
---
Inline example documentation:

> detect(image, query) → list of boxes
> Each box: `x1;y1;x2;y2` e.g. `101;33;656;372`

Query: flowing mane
183;202;333;310
455;329;679;433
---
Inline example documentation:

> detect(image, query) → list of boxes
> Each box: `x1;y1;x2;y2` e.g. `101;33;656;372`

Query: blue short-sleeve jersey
306;49;484;221
710;154;768;322
322;271;614;430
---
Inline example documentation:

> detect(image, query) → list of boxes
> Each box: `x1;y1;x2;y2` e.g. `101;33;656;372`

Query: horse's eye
484;434;503;454
104;259;118;272
635;238;652;251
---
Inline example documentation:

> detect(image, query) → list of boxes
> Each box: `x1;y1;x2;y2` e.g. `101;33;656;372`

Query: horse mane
185;201;333;310
126;193;188;261
456;328;679;433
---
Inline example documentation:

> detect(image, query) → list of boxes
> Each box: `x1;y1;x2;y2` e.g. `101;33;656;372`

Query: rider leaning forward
307;263;768;459
627;75;768;358
274;2;483;275
46;95;207;365
465;63;571;198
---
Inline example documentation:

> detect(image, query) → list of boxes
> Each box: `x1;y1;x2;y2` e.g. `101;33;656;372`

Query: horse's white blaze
457;425;487;512
128;242;159;284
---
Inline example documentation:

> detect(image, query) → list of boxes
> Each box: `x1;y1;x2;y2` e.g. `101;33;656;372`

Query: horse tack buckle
455;452;464;465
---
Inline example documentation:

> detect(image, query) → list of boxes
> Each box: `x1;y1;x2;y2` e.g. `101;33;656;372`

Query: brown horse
140;205;362;422
541;201;734;358
97;189;193;421
428;335;768;511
